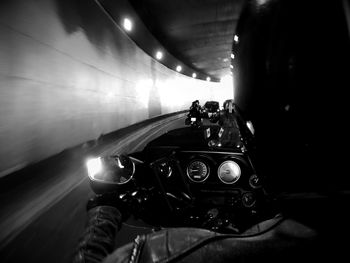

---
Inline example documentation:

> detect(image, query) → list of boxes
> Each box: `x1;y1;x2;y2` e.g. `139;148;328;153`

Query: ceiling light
123;18;133;32
231;53;235;59
234;35;239;43
156;51;163;60
176;65;182;72
230;64;233;69
192;73;197;78
206;77;211;81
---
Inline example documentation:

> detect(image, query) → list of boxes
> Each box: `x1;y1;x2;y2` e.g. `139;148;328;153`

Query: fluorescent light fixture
192;73;197;78
234;35;239;43
176;65;182;72
231;53;235;59
156;51;163;60
123;18;133;31
206;77;211;81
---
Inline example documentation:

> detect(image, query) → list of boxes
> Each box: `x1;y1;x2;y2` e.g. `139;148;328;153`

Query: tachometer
217;160;241;184
186;160;210;182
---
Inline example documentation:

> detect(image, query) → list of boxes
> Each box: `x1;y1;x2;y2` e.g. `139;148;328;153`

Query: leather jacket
72;205;334;263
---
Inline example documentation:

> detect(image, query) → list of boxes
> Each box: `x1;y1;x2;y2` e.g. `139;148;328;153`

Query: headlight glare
86;157;103;180
85;155;135;185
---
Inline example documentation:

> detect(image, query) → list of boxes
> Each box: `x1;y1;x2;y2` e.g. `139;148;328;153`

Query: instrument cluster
151;150;264;210
179;151;256;188
186;159;242;185
152;151;261;190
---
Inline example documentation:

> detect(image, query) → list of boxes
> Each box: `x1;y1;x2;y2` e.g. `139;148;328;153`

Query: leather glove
87;192;130;220
72;193;129;263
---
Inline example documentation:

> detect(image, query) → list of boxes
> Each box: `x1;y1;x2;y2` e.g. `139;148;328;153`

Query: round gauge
242;192;256;207
217;160;241;184
158;162;172;178
186;160;210;182
249;174;262;189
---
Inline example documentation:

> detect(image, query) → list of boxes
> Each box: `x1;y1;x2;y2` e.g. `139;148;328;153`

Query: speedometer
186;160;210;182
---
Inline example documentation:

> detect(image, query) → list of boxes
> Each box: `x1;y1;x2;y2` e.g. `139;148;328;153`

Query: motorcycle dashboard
86;126;269;232
148;150;263;208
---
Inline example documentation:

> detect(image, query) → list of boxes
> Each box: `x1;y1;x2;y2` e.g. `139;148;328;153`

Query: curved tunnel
1;0;350;262
0;0;232;262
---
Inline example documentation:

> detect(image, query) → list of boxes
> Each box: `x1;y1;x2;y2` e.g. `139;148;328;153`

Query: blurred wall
0;0;225;177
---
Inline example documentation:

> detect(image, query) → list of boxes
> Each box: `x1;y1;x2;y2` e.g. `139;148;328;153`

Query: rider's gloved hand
87;192;121;210
72;192;128;263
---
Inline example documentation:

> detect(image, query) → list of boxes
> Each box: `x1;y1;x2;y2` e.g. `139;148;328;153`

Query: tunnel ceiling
129;0;244;80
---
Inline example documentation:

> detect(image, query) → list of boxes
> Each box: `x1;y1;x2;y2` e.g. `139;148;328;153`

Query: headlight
86;157;103;179
86;155;135;185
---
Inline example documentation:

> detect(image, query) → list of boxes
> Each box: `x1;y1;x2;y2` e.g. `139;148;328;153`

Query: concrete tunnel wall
0;0;230;177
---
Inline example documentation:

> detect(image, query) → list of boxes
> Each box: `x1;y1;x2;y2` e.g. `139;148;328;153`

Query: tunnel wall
0;0;225;177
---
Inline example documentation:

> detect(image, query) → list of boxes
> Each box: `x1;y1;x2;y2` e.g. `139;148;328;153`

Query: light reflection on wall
135;79;152;107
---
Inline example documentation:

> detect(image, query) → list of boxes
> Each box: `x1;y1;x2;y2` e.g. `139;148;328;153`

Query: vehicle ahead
223;99;233;108
185;100;203;127
203;101;220;113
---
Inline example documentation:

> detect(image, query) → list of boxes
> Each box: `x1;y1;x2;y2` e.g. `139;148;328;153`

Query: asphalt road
0;114;187;263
